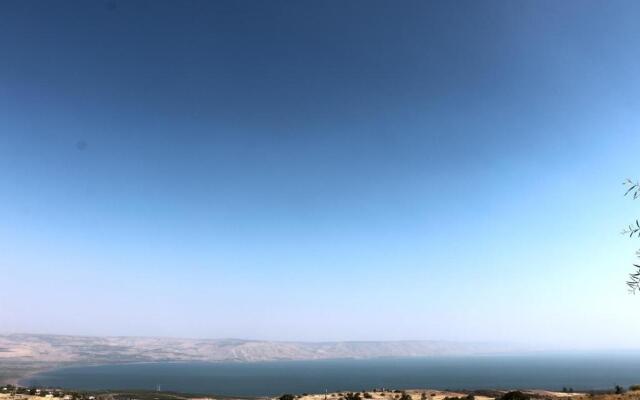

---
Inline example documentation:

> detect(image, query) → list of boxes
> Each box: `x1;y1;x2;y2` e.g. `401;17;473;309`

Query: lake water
23;354;640;396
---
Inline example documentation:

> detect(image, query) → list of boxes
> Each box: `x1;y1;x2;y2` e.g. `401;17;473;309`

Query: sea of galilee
19;355;640;396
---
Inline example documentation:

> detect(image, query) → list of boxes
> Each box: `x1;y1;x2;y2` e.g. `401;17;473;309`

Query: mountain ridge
0;333;524;363
0;333;527;384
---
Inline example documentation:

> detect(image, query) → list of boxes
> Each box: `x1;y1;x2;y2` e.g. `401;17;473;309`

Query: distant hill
0;333;521;364
0;333;525;383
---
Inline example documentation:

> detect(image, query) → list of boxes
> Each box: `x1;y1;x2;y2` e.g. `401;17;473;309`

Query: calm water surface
24;355;640;396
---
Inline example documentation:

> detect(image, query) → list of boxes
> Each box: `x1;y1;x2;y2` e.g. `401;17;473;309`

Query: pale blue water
24;354;640;396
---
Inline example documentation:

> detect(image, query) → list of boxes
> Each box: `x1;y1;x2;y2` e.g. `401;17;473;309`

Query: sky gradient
2;0;640;349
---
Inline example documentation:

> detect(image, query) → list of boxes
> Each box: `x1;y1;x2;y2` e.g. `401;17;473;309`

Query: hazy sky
2;0;640;349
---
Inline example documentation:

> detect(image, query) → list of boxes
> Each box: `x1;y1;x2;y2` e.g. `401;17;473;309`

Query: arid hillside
0;334;519;364
0;333;523;383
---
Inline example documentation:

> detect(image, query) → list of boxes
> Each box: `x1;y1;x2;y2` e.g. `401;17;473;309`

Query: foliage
624;179;640;199
280;394;296;400
615;385;624;394
498;391;529;400
629;384;640;391
623;179;640;293
343;393;362;400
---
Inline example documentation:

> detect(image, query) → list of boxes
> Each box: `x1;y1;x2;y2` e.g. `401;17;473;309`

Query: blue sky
2;0;640;348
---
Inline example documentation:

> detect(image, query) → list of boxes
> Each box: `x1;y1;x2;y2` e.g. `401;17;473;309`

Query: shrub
344;393;362;400
498;391;529;400
280;394;296;400
364;393;373;399
629;385;640;391
615;385;624;394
